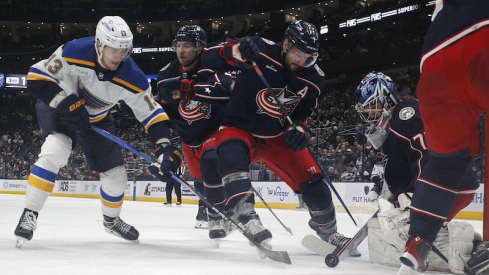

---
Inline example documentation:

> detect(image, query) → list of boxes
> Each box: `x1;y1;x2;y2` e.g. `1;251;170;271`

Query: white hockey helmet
95;16;133;62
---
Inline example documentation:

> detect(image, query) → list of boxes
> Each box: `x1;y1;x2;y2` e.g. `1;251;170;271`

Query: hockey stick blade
91;126;291;264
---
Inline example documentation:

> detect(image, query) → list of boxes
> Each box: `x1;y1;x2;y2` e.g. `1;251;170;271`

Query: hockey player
153;25;234;237
14;16;182;247
354;72;482;273
398;0;489;273
367;152;385;202
213;20;350;251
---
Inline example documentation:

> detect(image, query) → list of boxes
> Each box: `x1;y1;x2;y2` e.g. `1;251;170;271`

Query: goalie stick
91;126;291;265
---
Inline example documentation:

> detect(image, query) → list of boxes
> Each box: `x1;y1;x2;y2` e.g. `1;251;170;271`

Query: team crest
399;107;415;120
179;100;211;124
256;86;300;125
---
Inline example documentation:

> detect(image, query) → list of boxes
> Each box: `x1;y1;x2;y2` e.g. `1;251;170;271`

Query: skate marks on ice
0;194;447;275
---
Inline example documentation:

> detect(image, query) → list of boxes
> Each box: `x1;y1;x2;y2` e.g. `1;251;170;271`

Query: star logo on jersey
178;100;211;125
204;87;211;94
256;86;300;125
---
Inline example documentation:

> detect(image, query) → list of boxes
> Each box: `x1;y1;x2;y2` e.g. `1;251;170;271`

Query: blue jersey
382;96;429;195
421;0;489;69
156;45;234;146
220;36;324;138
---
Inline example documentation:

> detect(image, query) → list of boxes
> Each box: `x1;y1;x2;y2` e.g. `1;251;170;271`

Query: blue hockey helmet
172;25;207;51
284;20;319;67
354;71;399;124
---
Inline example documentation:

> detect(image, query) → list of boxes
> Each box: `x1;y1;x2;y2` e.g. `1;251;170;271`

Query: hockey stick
90;126;291;265
251;61;358;227
251;186;293;235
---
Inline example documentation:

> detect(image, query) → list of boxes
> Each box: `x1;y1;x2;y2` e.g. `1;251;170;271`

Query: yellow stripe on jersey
113;77;145;93
101;199;124;209
144;113;170;132
28;175;55;193
63;57;96;68
89;112;108;123
26;73;58;83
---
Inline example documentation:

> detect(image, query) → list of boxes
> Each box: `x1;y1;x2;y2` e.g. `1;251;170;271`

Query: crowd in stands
0;0;484;183
5;69;476;184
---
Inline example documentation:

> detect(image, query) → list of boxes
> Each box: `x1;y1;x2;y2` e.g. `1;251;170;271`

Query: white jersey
27;36;168;131
371;161;384;182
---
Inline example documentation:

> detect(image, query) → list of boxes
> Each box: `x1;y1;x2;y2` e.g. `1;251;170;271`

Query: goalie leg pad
377;198;410;251
367;216;403;267
100;165;127;217
26;133;72;212
447;221;475;274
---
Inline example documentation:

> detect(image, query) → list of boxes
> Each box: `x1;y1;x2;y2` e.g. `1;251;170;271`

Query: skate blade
15;237;27;249
195;221;208;229
104;229;140;244
350;249;361;257
214;239;221;248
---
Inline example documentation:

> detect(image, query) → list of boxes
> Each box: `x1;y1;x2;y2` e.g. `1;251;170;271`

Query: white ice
0;194;478;275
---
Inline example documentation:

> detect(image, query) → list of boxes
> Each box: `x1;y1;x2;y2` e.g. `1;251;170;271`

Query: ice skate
238;212;272;259
399;235;432;272
14;208;38;248
176;202;182;207
322;232;351;254
103;216;140;244
163;202;172;207
195;206;208;229
208;216;227;248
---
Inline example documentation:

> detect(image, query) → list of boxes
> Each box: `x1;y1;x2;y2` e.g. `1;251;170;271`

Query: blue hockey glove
367;183;382;202
284;122;310;151
55;94;90;131
157;79;195;103
148;142;183;181
238;37;260;63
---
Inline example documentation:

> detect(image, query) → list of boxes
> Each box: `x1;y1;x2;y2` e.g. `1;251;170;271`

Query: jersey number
413;133;428;150
47;59;63;74
143;95;156;111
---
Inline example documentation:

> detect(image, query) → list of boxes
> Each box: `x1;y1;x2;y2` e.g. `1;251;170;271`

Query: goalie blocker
368;194;486;274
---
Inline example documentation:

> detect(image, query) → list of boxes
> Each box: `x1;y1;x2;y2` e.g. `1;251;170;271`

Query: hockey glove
367;184;381;202
284;122;310;151
148;142;183;182
55;94;90;131
157;79;195;103
238;37;260;63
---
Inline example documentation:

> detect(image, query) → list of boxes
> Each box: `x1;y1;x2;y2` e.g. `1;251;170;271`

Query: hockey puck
325;254;339;267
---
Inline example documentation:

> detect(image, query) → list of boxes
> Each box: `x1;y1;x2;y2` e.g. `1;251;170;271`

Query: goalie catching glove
148;141;183;181
284;121;310;151
158;78;195;103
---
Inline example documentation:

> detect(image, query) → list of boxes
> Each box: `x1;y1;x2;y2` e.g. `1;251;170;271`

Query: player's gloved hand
238;37;260;63
284;121;310;151
368;184;381;202
55;94;90;131
157;79;195;103
148;142;183;181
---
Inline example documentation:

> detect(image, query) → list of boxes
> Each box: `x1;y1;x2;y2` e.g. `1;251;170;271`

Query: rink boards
0;179;484;220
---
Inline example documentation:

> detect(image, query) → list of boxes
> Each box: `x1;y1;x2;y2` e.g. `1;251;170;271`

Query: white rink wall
0;179;483;220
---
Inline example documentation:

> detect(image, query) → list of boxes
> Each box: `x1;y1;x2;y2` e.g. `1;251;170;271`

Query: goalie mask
171;25;207;52
354;72;400;149
95;16;133;66
284;20;319;67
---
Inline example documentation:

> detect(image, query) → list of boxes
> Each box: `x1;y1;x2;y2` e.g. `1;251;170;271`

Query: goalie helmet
354;71;399;124
171;25;207;51
284;20;319;67
354;72;400;150
95;16;133;61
